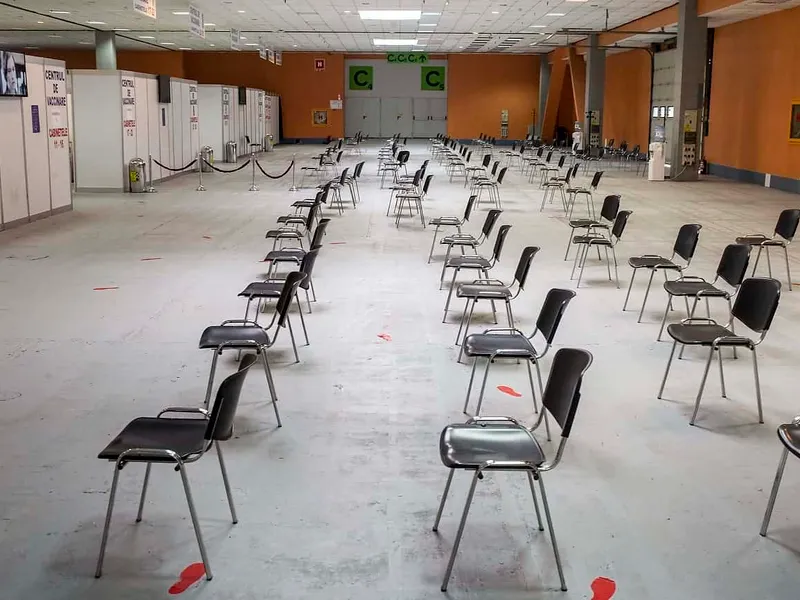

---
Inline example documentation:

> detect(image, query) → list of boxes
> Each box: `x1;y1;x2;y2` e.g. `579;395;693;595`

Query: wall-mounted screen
667;106;675;118
1;51;27;97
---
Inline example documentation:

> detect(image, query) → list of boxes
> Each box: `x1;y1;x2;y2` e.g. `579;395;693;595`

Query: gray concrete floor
1;141;800;599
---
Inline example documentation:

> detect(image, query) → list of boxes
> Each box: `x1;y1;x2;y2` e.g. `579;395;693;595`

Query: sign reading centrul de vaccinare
133;0;156;19
421;66;446;91
189;4;204;38
387;53;428;63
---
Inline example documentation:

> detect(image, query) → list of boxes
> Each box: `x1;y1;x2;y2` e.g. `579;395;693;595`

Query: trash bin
128;158;146;193
225;140;237;163
200;146;214;173
264;135;274;152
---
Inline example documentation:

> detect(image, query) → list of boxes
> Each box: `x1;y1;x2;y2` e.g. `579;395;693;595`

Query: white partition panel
134;74;152;173
198;85;223;157
237;103;247;155
21;58;50;218
169;79;183;168
44;60;70;210
188;83;199;160
120;72;138;184
222;86;234;149
0;99;28;225
157;100;171;181
146;78;162;182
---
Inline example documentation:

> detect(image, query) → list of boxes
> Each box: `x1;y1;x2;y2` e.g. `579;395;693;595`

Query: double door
345;97;447;139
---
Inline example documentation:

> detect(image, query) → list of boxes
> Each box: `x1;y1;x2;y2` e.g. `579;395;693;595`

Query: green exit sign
387;52;429;64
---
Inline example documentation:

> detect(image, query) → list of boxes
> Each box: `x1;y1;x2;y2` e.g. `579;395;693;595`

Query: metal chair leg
261;350;282;427
204;351;221;408
657;296;672;341
752;347;764;424
564;228;574;261
286;316;300;364
428;226;441;263
296;294;310;346
689;347;715;425
760;447;789;536
457;300;477;364
526;471;544;531
537;474;568;591
474;358;493;416
718;348;727;398
752;246;763;276
177;463;213;581
533;360;550;441
766;246;773;278
637;269;657;323
135;463;152;522
658;340;678;398
95;463;122;578
612;246;620;288
463;358;479;414
526;360;539;414
215;442;238;524
441;470;481;592
433;469;455;532
623;268;638;311
305;288;312;314
443;269;460;321
455;298;471;346
784;246;793;291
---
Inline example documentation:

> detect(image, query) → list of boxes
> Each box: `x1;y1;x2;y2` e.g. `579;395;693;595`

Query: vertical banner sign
189;4;204;38
259;47;267;60
230;28;241;51
133;0;157;19
31;105;40;134
189;85;199;131
268;49;275;64
275;51;282;66
222;88;230;124
121;75;136;138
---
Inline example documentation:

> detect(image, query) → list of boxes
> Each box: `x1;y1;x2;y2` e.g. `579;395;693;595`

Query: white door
412;98;431;138
380;97;412;138
345;97;380;138
428;97;447;137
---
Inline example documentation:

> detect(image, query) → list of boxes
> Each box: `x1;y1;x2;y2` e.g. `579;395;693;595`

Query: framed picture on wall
790;101;800;142
312;109;328;127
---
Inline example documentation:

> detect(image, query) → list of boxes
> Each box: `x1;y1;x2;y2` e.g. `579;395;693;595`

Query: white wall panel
146;78;162;182
134;75;152;173
198;85;223;157
120;73;138;187
0;99;29;224
46;61;70;210
157;101;171;181
21;59;50;217
221;86;234;149
188;83;199;160
72;72;122;189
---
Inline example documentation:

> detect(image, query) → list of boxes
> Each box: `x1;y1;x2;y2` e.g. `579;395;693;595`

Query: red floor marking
140;257;162;261
590;577;617;600
202;235;212;240
168;562;206;595
329;241;347;245
497;385;522;397
93;287;119;291
377;333;392;342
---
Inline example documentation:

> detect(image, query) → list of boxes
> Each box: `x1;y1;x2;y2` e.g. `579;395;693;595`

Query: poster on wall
121;75;136;138
230;28;241;51
259;47;267;60
312;109;328;127
275;51;282;66
189;84;199;131
268;49;275;64
222;88;230;123
189;4;205;38
45;66;68;146
133;0;157;19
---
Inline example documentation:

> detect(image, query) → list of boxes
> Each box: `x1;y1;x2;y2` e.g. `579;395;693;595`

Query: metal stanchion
249;151;259;191
196;151;206;192
288;153;299;192
145;154;156;193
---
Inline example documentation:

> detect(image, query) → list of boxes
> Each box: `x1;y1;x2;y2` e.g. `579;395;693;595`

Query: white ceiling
0;0;678;53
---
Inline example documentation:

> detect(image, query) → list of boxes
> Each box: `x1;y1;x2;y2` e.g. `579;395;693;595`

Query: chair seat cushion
439;422;544;469
778;423;800;460
735;235;784;247
430;216;460;226
98;417;207;461
573;234;611;246
456;283;512;299
629;256;679;269
238;282;282;298
264;248;305;262
464;332;536;358
446;256;491;269
666;323;741;345
663;280;727;297
291;200;316;208
277;215;305;224
441;235;478;246
199;325;270;349
569;219;602;228
566;187;589;194
266;229;302;239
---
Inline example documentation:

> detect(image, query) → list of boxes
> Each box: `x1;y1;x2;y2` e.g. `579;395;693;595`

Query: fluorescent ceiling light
209;43;215;46
49;10;70;14
205;22;216;26
179;47;191;50
546;13;566;16
86;21;106;24
530;24;547;27
237;10;245;13
79;41;92;45
360;10;421;20
37;20;44;24
422;12;441;15
139;35;155;39
240;36;247;40
372;38;418;46
344;10;351;13
114;28;131;31
48;34;61;38
491;11;499;14
172;11;189;15
245;42;258;46
507;37;522;41
418;23;437;26
161;42;175;45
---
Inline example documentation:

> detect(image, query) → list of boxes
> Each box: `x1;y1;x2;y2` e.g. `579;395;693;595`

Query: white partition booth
70;70;200;191
0;55;71;230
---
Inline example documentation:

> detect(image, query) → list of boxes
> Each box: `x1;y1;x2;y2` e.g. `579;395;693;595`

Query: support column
670;0;707;181
95;31;117;70
537;59;551;139
584;34;605;148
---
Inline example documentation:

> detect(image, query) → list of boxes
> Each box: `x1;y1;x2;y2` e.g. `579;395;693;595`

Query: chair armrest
712;335;753;348
482;327;528;336
220;319;260;326
466;416;523;426
679;317;718;325
480;459;535;470
468;279;505;285
116;448;182;464
676;275;706;282
158;407;209;418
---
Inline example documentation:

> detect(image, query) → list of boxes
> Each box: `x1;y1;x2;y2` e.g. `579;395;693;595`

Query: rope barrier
153;158;198;172
255;159;295;180
202;158;252;174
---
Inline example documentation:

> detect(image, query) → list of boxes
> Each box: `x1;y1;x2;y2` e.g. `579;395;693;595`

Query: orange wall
603;49;651;150
556;66;577;134
705;7;800;178
26;49;186;77
448;54;539;140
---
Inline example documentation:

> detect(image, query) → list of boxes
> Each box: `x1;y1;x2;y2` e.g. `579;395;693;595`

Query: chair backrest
570;163;580;178
320;181;332;203
589;170;603;189
610;210;633;241
482;153;492;168
496;167;508;184
245;135;251;144
537;147;544;158
481;209;503;238
420;159;430;172
732;277;781;333
536;288;577;345
398;150;410;164
540;348;593;439
673;223;702;262
305;202;320;230
310;218;331;249
600;195;620;223
275;271;307;329
422;174;434;194
490;161;500;177
557;155;566;168
354;161;365;178
545;151;553;162
338;167;349;186
411;169;422;187
607;138;615;148
299;248;320;290
513;246;541;289
463;195;477;222
490;224;512;262
205;353;258;441
335;150;343;164
775;209;800;241
717;244;751;288
465;150;473;163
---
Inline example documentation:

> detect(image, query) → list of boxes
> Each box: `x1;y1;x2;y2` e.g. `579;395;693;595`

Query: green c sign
387;52;428;63
349;66;373;90
421;66;445;91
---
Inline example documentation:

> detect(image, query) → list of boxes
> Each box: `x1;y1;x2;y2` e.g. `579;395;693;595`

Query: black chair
263;218;329;285
760;417;800;537
343;160;364;204
658;277;781;426
428;195;477;263
566;170;603;221
461;288;576;424
465;153;492;188
265;203;320;250
292;182;330;214
198;271;307;412
433;348;593;592
387;168;422;216
442;225;512;320
454;246;540;362
94;353;258;580
395;174;433;228
624;223;702;322
244;134;261;154
539;154;566;187
571;210;633;288
540;163;579;213
475;165;507;209
565;193;620;260
438;209;503;282
735;208;800;291
656;243;751;342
